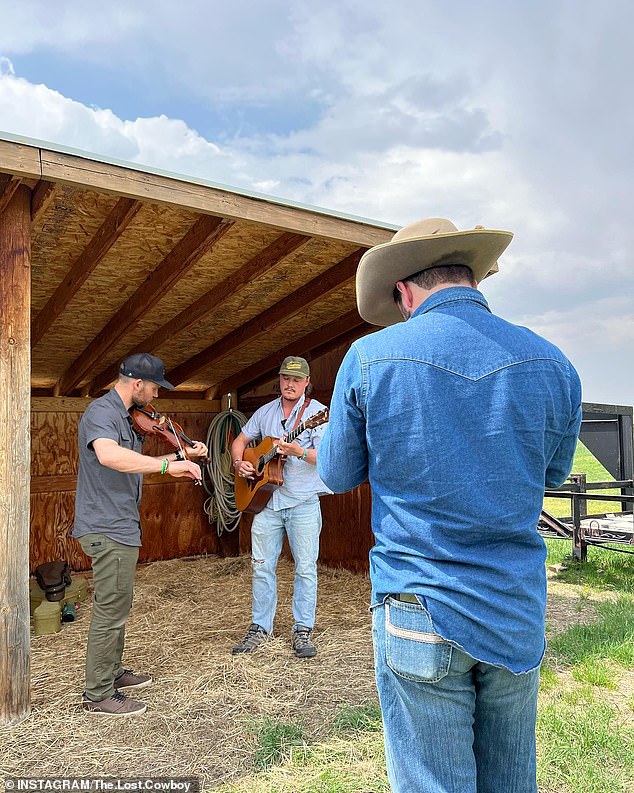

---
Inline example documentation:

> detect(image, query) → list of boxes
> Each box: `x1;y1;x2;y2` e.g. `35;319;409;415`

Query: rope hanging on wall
202;402;249;536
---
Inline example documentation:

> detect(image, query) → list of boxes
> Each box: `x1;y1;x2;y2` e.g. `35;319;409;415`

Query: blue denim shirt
318;287;582;672
242;394;332;510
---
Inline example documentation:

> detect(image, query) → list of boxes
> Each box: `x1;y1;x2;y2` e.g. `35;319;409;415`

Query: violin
130;403;208;482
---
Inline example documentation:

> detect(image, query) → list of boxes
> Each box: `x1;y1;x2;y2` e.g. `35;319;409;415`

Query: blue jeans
372;597;539;793
250;496;322;634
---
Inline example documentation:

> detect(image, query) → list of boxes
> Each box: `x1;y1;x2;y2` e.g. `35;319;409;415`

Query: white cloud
511;300;634;405
0;67;228;174
0;1;632;406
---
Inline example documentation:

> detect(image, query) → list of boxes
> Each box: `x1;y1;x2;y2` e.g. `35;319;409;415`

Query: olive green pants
78;534;139;701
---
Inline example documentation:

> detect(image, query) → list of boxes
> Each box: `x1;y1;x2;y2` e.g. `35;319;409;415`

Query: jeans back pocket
385;597;452;682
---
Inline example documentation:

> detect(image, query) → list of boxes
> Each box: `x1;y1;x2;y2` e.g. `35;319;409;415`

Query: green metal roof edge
0;129;399;232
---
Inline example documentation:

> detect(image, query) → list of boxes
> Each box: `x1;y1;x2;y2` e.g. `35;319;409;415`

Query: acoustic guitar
234;408;330;514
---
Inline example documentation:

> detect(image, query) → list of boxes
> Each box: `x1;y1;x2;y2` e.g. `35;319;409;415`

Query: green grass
545;539;634;593
571;658;618;689
547;597;634;669
543;441;623;518
212;438;634;793
331;701;383;735
539;665;560;692
537;700;634;793
252;718;306;771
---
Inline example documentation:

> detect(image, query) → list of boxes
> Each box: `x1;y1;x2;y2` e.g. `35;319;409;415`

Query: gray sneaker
114;669;152;690
232;623;269;654
292;625;317;658
82;690;147;716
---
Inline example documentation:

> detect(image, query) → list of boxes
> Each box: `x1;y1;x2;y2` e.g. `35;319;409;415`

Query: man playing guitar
231;356;331;658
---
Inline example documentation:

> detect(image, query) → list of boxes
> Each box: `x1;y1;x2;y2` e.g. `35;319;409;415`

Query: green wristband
160;458;168;475
300;448;308;461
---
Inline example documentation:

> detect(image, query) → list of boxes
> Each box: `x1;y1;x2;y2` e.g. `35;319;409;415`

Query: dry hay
0;557;606;788
0;556;376;787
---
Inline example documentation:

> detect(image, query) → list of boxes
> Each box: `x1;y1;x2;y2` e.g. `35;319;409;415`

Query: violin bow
166;416;201;486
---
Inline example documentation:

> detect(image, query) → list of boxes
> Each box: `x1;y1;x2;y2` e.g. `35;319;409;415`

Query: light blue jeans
250;496;322;634
372;596;539;793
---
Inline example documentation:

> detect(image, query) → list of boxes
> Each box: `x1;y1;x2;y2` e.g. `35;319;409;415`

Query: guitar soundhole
256;458;265;476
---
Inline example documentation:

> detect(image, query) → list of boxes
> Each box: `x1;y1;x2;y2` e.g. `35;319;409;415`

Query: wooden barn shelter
0;131;396;725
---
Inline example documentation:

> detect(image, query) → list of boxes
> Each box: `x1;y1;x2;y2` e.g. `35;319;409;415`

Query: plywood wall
29;338;374;575
30;402;238;572
238;339;374;573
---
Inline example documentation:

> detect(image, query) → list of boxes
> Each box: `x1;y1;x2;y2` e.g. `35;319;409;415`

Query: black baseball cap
119;353;174;390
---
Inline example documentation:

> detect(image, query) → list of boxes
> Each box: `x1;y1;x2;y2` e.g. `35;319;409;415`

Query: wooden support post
571;492;586;562
569;473;587;518
0;184;32;726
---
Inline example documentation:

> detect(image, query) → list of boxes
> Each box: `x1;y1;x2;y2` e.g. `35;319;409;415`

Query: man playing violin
230;356;331;658
71;352;207;716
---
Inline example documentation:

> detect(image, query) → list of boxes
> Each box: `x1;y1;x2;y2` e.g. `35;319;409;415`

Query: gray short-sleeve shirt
71;388;144;546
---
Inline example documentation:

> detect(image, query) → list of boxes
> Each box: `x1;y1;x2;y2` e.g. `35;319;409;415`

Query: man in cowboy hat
318;219;582;793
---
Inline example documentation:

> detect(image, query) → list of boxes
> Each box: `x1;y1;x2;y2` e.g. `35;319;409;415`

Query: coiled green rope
202;407;249;536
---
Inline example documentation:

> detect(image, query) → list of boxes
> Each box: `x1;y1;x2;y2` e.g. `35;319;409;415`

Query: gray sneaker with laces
292;625;317;658
114;669;152;690
82;690;147;716
232;623;270;654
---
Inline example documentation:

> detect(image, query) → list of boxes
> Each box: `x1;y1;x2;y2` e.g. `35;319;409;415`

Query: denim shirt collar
412;286;492;319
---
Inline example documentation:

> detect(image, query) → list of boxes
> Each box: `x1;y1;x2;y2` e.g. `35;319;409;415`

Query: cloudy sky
1;0;632;406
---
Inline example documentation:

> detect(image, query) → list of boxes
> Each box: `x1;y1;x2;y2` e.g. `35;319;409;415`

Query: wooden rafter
0;174;23;216
210;309;369;398
31;198;143;346
30;180;57;223
56;214;233;395
166;248;365;387
88;230;309;394
309;322;373;366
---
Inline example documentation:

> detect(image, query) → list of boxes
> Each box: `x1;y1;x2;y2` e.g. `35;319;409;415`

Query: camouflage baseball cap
279;356;310;377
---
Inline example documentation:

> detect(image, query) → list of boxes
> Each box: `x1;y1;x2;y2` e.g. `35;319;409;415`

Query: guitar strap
290;398;311;434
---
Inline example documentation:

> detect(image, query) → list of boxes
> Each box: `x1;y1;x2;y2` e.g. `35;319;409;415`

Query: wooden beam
166;248;365;387
30;472;197;494
0;184;31;726
88;230;306;394
30;180;57;223
31;198;143;346
0;175;23;215
38;148;396;246
240;322;372;397
0;138;42;178
310;322;373;362
211;309;368;398
30;396;221;413
56;214;233;395
0;137;397;246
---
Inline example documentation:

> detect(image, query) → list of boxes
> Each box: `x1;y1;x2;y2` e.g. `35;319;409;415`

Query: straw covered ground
0;556;377;788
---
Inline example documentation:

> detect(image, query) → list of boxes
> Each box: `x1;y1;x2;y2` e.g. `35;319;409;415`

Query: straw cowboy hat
356;217;513;326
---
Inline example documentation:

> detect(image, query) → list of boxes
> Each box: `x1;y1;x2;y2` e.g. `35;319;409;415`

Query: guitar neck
261;420;309;465
284;422;306;444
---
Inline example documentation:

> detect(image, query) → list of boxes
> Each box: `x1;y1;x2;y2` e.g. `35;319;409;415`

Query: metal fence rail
540;480;634;560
